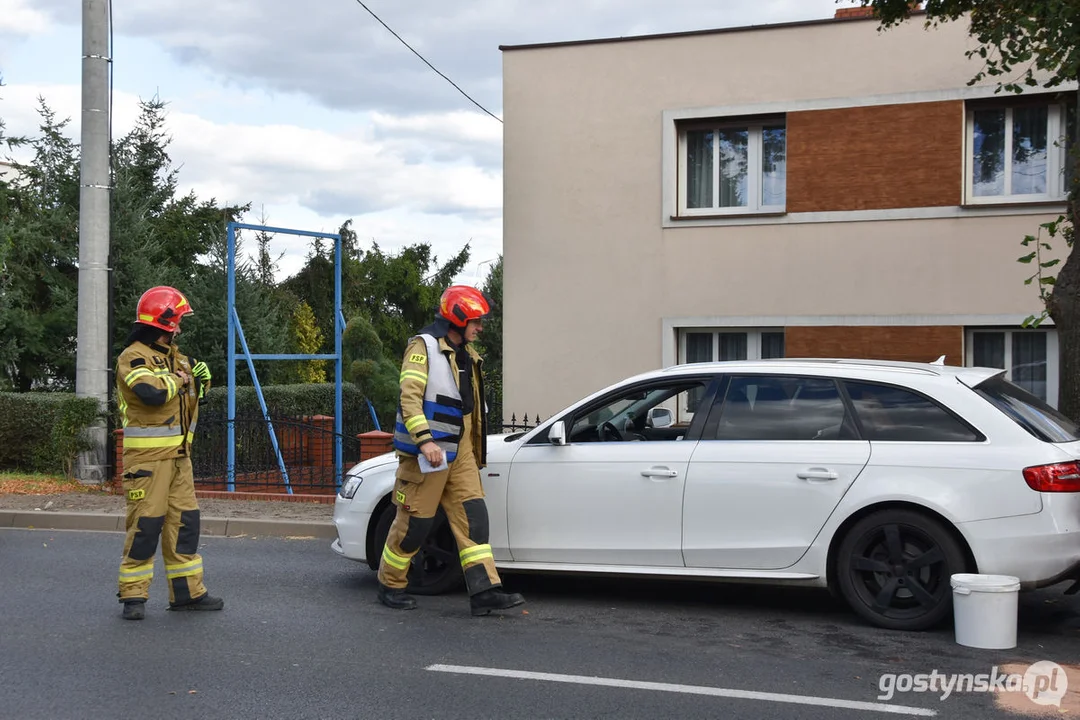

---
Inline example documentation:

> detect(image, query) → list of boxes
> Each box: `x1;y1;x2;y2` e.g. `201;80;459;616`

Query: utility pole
74;0;111;485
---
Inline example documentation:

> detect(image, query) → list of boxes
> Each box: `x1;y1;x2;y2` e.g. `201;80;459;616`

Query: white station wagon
332;359;1080;630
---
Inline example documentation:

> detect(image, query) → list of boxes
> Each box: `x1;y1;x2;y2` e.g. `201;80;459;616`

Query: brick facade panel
786;100;963;213
784;326;963;366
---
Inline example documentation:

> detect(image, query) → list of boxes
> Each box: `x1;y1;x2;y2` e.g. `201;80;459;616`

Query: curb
195;490;335;504
0;511;336;539
95;488;337;504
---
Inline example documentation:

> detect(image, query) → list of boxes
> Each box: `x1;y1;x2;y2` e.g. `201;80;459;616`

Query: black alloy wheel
836;509;967;631
373;503;464;596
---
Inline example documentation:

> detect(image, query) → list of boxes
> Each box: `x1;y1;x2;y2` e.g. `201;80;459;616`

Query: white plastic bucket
950;573;1020;649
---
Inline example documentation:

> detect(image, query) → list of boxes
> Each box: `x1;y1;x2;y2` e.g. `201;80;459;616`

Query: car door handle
641;467;678;479
797;468;838;481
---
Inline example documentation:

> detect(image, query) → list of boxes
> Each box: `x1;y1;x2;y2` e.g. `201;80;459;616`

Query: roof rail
795;358;943;375
662;358;945;376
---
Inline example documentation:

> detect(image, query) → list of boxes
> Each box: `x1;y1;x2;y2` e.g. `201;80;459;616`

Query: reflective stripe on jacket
392;334;465;462
116;340;200;462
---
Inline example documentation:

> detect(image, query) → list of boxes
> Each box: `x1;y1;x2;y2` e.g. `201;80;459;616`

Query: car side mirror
548;420;567;446
647;407;674;429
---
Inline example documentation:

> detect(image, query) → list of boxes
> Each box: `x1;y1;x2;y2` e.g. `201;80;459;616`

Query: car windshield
973;374;1080;443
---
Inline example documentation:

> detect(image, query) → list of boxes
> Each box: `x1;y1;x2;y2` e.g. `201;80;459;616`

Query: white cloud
0;0;51;35
30;0;863;115
239;207;501;285
159;112;501;220
370;110;503;168
0;0;54;67
0;81;501;283
4;0;876;288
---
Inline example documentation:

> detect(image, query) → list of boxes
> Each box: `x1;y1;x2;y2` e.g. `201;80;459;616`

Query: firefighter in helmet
377;285;526;616
115;286;222;620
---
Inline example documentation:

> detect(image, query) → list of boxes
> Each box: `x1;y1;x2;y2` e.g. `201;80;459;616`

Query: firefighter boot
470;588;525;616
122;599;146;620
168;592;224;611
378;583;417;610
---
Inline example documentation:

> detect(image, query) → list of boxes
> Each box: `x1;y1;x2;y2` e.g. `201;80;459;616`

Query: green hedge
0;383;390;476
0;393;103;475
196;382;389;430
101;382;387;429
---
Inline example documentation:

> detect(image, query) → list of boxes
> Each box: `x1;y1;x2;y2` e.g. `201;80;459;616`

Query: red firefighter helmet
135;286;193;332
438;285;490;328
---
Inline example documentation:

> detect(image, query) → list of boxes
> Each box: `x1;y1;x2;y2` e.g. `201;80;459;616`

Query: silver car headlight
339;475;363;499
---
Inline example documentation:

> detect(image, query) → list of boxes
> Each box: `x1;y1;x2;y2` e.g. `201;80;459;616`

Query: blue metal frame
226;222;344;494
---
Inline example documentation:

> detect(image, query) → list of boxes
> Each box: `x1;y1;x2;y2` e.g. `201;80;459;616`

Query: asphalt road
2;527;1078;719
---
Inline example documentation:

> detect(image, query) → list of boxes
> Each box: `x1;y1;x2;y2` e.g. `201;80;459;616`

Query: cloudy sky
0;0;860;283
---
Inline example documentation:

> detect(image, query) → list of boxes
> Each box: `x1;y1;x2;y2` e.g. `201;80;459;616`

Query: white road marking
425;664;938;717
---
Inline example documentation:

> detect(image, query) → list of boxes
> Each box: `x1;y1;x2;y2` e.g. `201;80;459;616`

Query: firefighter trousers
377;415;502;596
117;456;208;605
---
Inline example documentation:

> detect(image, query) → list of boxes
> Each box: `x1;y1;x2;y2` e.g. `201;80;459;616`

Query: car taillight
1023;462;1080;492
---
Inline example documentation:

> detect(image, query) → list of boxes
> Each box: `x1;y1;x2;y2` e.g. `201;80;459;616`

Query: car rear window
973;375;1080;443
843;381;982;442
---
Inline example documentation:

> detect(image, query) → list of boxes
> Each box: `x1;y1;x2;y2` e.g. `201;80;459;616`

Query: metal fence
186;409;544;494
191;408;370;494
498;413;543;433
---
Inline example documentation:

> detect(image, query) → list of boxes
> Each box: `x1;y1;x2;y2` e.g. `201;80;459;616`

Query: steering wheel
600;420;624;442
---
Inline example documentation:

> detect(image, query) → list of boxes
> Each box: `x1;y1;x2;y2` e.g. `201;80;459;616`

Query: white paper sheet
419;450;448;473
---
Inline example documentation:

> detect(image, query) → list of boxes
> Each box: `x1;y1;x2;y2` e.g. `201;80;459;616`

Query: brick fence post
276;421;302;465
308;415;335;468
113;429;124;482
358;430;394;461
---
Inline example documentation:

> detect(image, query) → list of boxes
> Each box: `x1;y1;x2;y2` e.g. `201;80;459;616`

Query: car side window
710;375;857;441
567;379;712;443
842;381;982;442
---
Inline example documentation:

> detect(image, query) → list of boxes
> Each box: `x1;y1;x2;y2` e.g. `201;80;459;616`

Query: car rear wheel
836;509;967;631
373;502;464;596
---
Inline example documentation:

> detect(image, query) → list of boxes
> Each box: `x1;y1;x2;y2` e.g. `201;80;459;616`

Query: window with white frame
676;328;785;421
678;118;786;216
965;99;1073;204
965;327;1059;407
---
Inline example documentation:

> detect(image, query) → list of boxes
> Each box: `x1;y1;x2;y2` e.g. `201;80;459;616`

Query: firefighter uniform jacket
116;339;204;462
392;333;488;469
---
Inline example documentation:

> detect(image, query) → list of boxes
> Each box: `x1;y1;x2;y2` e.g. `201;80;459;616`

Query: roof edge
498;10;925;52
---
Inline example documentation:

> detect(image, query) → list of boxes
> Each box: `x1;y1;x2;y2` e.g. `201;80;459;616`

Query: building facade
500;8;1075;422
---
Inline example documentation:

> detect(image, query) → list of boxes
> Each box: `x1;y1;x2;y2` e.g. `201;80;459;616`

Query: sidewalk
0;490;337;539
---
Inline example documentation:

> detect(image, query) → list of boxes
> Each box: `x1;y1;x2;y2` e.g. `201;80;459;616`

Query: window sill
671;211;787;221
662;203;1069;228
961;200;1068;211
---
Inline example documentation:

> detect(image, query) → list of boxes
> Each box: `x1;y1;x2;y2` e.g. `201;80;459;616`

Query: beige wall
501;16;1068;420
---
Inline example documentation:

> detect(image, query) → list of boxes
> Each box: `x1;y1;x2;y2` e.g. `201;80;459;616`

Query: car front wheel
372;502;464;596
836;509;967;631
